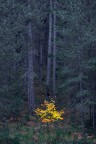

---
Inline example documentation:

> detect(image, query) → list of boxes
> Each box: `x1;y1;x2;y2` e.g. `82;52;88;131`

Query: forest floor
0;115;96;144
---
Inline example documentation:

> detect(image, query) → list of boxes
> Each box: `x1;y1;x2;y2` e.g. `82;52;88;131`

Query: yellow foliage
35;100;64;123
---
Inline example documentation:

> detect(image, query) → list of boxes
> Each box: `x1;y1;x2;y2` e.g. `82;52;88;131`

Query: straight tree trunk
94;105;96;128
92;82;95;129
23;55;28;97
39;45;43;85
28;50;35;113
46;0;53;100
79;46;85;134
90;105;92;122
93;101;95;129
27;0;35;113
52;0;56;99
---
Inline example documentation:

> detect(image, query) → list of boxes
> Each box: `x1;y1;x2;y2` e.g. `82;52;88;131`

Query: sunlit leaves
35;100;64;123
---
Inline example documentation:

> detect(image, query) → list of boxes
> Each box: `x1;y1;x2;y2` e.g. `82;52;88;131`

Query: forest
0;0;96;144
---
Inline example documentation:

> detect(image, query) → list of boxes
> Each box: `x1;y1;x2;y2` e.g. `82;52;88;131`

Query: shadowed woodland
0;0;96;143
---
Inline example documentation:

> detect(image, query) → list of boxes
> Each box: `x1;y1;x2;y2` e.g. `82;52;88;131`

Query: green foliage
56;0;96;128
0;124;95;144
0;0;96;132
0;125;20;144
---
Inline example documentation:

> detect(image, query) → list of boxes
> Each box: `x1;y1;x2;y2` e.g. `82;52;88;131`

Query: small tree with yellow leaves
35;100;64;123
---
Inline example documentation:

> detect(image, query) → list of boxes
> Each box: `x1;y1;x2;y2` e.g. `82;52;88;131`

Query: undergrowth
0;122;96;144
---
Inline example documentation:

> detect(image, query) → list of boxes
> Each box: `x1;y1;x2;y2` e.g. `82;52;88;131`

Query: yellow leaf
35;99;64;123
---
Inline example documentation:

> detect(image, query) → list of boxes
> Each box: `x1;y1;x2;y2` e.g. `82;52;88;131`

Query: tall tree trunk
79;46;85;134
27;0;35;113
94;105;96;128
28;50;35;113
53;0;56;99
52;0;56;99
92;81;95;129
39;45;43;85
23;55;28;97
93;98;95;129
46;0;53;100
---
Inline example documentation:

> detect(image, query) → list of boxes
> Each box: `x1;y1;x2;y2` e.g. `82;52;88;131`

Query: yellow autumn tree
35;100;64;123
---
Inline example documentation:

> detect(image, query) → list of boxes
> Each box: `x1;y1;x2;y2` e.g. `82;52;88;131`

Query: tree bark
92;82;95;129
52;0;56;99
28;50;35;113
46;0;53;100
39;45;43;85
79;45;85;134
27;0;35;113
